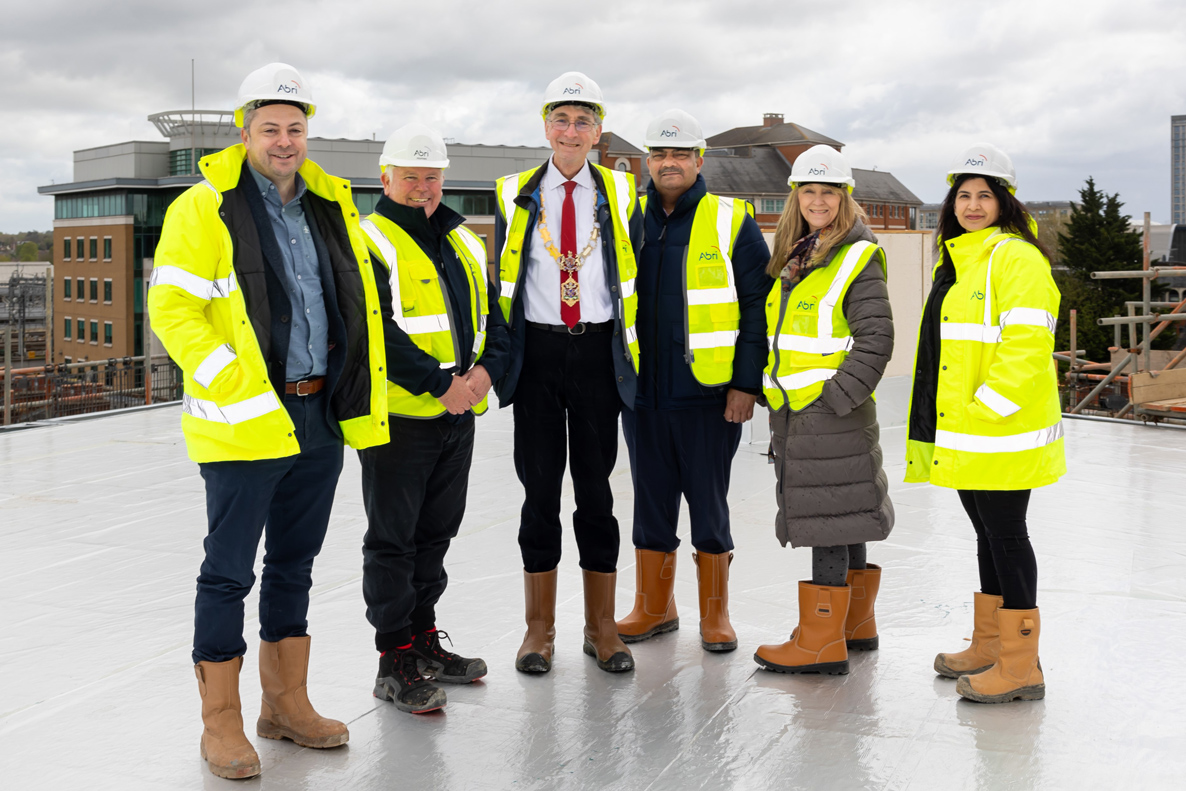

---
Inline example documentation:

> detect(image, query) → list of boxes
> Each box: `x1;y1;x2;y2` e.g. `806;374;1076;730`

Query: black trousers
193;391;342;664
621;404;741;554
513;326;622;574
359;417;475;652
958;489;1038;610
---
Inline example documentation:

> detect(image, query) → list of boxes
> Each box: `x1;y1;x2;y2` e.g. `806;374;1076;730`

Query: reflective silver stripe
1001;307;1056;333
478;314;488;332
193;343;237;389
764;368;837;391
940;323;1002;343
200;179;218;194
402;314;450;334
607;169;632;225
149;265;237;301
775;334;854;354
981;237;1017;325
689;329;740;349
500;280;516;300
620;277;636;299
817;241;873;338
472;331;486;356
687;286;734;306
625;325;638;346
935;421;1063;454
438;359;456;369
455;228;487;267
182;390;282;424
975;383;1021;418
498;178;521;263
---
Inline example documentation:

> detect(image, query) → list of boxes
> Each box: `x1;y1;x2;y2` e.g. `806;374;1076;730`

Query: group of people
147;64;1065;780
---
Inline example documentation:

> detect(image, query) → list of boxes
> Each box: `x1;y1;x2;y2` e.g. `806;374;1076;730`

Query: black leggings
958;490;1037;610
811;543;867;587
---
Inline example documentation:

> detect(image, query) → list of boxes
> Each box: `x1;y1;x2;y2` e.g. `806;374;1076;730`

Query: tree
1054;177;1148;364
16;241;38;261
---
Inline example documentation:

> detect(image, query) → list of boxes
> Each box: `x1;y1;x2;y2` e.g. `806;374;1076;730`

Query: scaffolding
0;269;51;364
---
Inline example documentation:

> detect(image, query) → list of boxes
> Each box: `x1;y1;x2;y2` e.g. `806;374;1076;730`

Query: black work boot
413;629;488;684
373;648;447;714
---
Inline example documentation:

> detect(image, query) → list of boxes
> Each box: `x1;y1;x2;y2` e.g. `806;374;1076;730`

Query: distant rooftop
706;113;844;150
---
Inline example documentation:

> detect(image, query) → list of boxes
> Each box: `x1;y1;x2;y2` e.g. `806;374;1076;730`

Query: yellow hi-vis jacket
905;226;1065;489
764;240;885;411
147;145;388;463
494;163;640;373
360;213;490;417
640;193;754;387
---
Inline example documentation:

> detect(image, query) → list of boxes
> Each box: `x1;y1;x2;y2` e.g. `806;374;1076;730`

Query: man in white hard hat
493;71;643;674
148;63;388;779
355;122;508;714
615;109;771;652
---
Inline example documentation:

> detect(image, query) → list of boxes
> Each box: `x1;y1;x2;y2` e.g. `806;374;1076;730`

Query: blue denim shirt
247;164;328;379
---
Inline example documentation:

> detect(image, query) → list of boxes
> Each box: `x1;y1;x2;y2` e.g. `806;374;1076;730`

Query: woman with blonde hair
753;145;894;676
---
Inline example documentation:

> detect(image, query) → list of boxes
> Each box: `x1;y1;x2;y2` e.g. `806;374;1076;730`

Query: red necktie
560;180;580;328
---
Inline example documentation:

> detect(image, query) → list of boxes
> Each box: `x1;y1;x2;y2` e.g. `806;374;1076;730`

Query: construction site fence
1;355;182;425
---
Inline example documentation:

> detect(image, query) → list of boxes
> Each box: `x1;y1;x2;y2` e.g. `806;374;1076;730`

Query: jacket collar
644;174;707;220
199;144;346;203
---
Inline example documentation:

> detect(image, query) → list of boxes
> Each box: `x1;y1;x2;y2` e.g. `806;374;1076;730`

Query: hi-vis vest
763;240;883;411
360;214;490;418
640;193;753;387
147;145;387;464
905;227;1065;490
494;163;640;373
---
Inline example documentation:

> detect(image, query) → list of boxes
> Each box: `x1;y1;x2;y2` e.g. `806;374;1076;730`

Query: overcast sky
2;0;1184;232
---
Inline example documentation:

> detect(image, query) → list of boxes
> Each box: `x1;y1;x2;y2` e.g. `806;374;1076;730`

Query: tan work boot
195;657;261;779
754;581;850;675
844;563;881;651
934;592;1004;678
582;569;635;672
256;636;348;748
616;549;679;643
694;551;738;652
957;608;1045;703
516;568;557;673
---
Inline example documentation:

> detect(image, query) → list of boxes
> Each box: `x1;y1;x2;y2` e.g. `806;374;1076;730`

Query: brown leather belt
285;377;325;396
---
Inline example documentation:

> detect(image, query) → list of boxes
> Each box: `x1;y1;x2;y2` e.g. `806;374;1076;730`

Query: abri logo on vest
698;246;722;261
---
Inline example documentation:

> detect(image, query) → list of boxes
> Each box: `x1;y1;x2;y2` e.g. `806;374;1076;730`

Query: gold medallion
561;276;580;307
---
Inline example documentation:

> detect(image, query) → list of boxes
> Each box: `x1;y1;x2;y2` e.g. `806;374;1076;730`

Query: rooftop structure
1172;115;1185;224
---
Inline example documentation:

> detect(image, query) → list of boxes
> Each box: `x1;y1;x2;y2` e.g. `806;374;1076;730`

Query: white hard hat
235;62;315;128
379;122;450;170
644;109;706;151
947;142;1017;193
788;145;855;191
541;71;605;120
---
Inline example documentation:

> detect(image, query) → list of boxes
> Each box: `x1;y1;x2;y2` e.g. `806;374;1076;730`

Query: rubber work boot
516;568;557;673
694;551;738;652
374;647;447;713
195;657;261;780
934;592;1004;679
616;549;679;643
957;607;1045;703
754;581;850;675
257;636;349;748
582;569;635;672
844;563;881;651
414;628;488;683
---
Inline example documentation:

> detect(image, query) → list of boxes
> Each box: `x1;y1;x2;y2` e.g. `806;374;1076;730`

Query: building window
76;278;84;298
64;317;72;339
103;279;112;303
77;319;85;342
63;278;72;300
103;237;112;260
90;320;98;344
64;356;72;364
63;237;71;260
760;198;786;214
90;278;99;302
76;237;84;259
104;322;113;346
89;237;98;260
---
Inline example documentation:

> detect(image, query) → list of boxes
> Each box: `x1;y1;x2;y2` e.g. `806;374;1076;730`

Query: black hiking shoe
374;648;447;714
413;629;488;684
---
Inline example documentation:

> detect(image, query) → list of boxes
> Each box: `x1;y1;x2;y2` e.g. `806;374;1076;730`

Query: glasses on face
649;149;696;163
548;118;597;133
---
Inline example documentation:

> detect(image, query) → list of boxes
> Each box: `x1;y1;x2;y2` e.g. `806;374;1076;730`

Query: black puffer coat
769;220;895;547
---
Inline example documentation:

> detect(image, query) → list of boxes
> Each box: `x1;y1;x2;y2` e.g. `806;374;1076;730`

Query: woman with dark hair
753;145;894;676
905;143;1064;704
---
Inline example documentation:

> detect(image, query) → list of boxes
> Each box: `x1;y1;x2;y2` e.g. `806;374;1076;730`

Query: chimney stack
763;113;784;128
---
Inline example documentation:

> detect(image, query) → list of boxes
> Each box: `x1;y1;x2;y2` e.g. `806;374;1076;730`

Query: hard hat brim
541;101;605;120
380;157;450;169
788;178;855;193
235;99;316;128
946;170;1017;194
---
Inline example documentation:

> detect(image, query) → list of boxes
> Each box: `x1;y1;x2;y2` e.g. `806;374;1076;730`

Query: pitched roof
705;121;843;149
700;147;791;195
600;131;644;156
851;168;922;205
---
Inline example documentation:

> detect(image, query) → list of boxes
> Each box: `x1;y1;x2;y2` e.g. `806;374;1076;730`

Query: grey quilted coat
769;220;895;548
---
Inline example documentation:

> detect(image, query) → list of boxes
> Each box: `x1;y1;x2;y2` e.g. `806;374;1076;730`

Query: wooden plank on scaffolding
1140;397;1186;414
1129;368;1186;405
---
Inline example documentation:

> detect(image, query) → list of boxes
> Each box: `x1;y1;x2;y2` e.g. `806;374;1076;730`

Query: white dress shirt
521;156;614;325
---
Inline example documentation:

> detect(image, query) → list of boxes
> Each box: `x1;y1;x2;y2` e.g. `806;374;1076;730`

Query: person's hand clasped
461;364;492;401
440;375;479;415
724;388;757;423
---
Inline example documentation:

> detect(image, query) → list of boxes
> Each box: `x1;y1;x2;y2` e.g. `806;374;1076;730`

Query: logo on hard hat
563;83;584;95
660;126;680;138
276;80;302;95
807;163;830;177
414;149;430;159
965;154;988;167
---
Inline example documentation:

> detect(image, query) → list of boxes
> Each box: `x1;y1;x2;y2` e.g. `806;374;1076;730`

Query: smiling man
148;63;389;779
614;110;771;652
356;122;508;714
493;72;643;674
